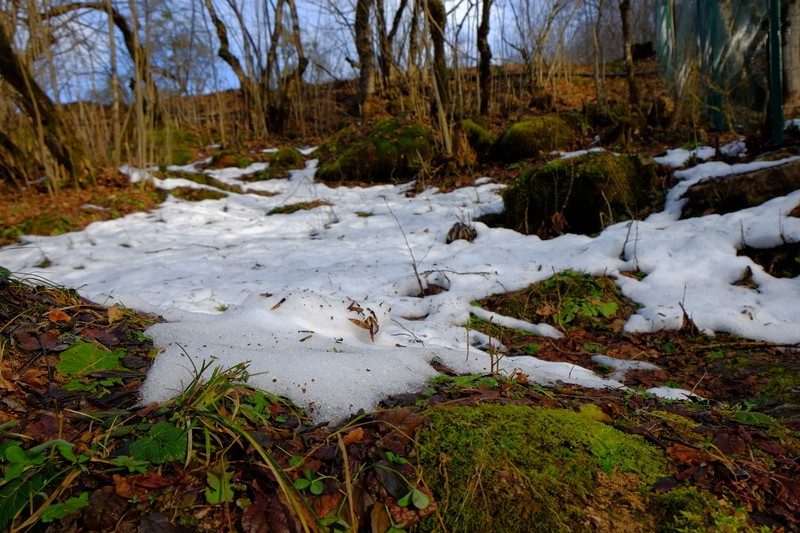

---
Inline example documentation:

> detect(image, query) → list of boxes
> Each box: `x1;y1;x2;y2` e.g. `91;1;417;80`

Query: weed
0;435;88;530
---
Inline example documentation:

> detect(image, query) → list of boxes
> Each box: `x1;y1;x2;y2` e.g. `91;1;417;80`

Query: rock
460;118;493;156
445;222;477;243
316;118;435;183
682;158;800;218
502;151;658;237
493;116;579;161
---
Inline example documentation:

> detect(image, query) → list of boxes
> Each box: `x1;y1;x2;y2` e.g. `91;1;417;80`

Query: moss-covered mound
494;116;579;161
252;147;305;180
461;118;494;155
502;151;658;237
414;403;670;532
316;118;435;183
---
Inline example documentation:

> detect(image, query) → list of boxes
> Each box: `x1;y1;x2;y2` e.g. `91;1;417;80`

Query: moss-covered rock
414;404;670;532
461;118;494;155
502;151;658;237
316;118;435;183
209;150;252;169
270;147;304;168
252;147;305;180
494;116;579;161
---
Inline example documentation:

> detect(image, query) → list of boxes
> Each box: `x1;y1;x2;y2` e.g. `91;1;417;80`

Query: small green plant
523;343;540;354
128;421;188;465
56;341;126;395
0;437;87;530
293;468;326;495
205;460;236;504
41;492;89;523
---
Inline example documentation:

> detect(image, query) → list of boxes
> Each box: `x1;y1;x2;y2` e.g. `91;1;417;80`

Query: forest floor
1;252;799;531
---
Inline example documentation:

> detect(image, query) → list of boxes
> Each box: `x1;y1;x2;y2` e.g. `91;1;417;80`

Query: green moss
502;151;658;236
169;188;228;202
494;116;578;161
655;486;760;532
148;128;199;166
209;150;252;169
317;118;435;183
1;213;79;242
249;147;306;180
461;118;494;155
269;147;304;169
414;403;669;532
473;270;638;336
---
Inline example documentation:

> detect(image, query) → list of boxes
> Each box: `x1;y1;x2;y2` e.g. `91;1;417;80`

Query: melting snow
2;142;800;421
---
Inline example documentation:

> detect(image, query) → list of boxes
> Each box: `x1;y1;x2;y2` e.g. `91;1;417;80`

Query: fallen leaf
129;472;179;489
138;512;180;533
241;504;270;533
348;318;371;330
376;409;424;453
80;327;126;347
13;330;66;352
343;427;365;446
48;309;70;322
107;306;125;324
113;473;135;499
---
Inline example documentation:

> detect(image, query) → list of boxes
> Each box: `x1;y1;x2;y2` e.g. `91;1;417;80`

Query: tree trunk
477;0;492;115
0;25;90;187
279;0;309;132
784;0;800;116
426;0;451;154
203;0;260;135
619;0;639;107
354;0;376;116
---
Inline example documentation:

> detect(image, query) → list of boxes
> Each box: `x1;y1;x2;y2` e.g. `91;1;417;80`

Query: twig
383;197;425;297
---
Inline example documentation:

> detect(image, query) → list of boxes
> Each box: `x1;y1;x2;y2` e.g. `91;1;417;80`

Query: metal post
769;0;785;143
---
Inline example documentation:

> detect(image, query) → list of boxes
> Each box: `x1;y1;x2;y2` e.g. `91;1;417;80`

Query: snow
2;144;800;421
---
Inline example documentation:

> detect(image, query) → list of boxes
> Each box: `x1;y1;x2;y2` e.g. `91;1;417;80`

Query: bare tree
619;0;639;106
0;22;91;187
477;0;493;115
354;0;376;114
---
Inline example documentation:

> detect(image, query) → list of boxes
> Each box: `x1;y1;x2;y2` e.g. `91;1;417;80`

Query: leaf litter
1;272;799;531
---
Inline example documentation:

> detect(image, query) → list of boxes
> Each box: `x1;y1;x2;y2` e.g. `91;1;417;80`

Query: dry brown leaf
107;306;125;324
113;473;135;499
48;309;70;322
342;427;365;446
348;317;371;330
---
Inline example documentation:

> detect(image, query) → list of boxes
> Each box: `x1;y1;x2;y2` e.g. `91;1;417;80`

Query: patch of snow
591;354;661;382
3;148;800;421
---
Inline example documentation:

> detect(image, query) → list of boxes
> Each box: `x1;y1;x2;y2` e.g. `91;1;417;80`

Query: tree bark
619;0;639;107
477;0;492;115
203;0;260;134
354;0;376;115
0;24;90;187
784;0;800;115
427;0;451;154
